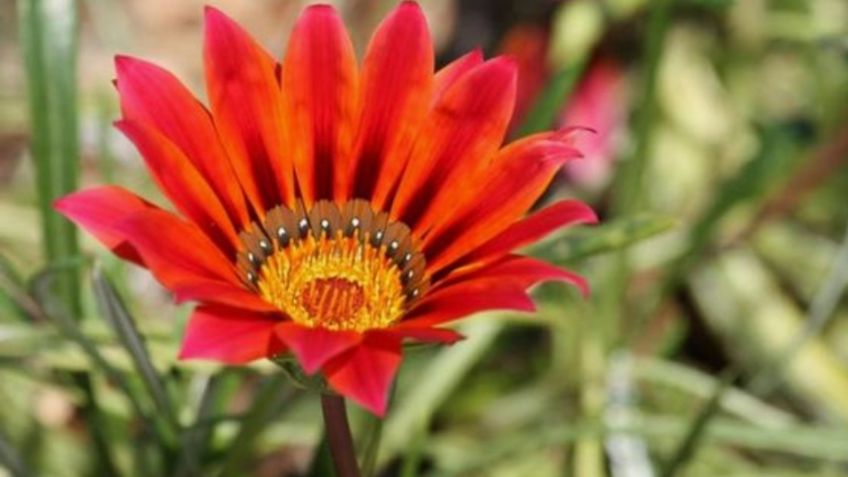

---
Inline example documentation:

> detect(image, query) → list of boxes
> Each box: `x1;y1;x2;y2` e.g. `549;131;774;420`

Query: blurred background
2;0;848;476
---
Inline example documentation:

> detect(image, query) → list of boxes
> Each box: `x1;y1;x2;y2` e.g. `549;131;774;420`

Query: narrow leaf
92;266;180;435
19;0;82;316
531;213;676;263
659;368;739;477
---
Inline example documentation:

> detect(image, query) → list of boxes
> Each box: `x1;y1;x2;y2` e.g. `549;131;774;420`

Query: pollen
236;199;429;332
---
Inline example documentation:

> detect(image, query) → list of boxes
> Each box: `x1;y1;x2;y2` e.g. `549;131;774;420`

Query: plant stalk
321;394;362;477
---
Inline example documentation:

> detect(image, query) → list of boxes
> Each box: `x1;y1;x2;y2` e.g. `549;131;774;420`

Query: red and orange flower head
55;2;596;415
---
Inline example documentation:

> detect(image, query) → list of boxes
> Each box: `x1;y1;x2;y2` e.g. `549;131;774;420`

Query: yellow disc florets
236;199;428;332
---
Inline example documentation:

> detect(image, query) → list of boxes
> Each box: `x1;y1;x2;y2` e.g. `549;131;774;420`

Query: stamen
236;199;429;332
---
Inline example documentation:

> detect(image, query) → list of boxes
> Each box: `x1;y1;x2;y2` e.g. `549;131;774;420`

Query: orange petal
392;57;517;229
174;281;278;313
422;130;582;274
432;48;483;102
204;6;294;213
404;283;535;328
345;1;434;207
452;199;597;270
115;55;249;228
282;5;359;205
116;119;240;254
405;255;587;328
114;208;240;293
434;254;589;297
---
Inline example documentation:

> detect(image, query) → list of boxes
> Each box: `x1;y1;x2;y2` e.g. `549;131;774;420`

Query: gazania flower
56;2;596;415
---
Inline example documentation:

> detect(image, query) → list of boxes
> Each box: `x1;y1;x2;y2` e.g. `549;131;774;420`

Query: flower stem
320;394;362;477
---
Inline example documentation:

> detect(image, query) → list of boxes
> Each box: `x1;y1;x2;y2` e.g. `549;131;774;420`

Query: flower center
236;199;427;332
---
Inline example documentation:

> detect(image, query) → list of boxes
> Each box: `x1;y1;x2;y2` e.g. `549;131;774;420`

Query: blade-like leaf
218;375;291;477
380;318;502;468
531;214;676;263
659;368;739;477
515;60;587;138
19;0;82;316
92;267;180;436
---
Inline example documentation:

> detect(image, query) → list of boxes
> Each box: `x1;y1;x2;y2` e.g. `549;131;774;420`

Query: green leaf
380;318;503;469
531;213;676;263
357;412;384;477
610;0;674;215
515;59;587;138
28;265;174;466
18;0;82;316
659;368;739;477
218;375;290;477
91;267;180;438
173;373;239;477
305;435;337;477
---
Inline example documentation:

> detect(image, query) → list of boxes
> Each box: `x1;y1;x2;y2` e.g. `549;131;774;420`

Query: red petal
344;1;434;207
114;208;240;293
392;57;517;229
179;304;284;364
323;334;402;416
432;49;483;102
404;283;535;328
54;186;153;265
114;55;249;228
282;4;358;204
405;255;588;327
275;323;361;374
439;254;589;296
422;130;582;275
204;6;294;212
458;199;597;267
174;281;277;313
116;119;239;253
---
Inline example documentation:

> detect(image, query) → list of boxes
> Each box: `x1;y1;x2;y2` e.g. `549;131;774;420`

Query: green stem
321;394;362;477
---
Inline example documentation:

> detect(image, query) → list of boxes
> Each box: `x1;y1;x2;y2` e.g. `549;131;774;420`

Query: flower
55;2;596;415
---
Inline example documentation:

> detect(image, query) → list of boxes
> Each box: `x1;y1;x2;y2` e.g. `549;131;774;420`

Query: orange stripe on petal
204;7;294;213
174;281;278;313
346;1;434;207
114;208;240;293
54;186;154;265
116;119;240;253
455;199;597;268
422;130;582;274
404;255;586;328
437;254;589;297
392;57;517;229
431;49;483;102
282;5;359;205
404;283;535;328
179;305;284;364
115;56;249;228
